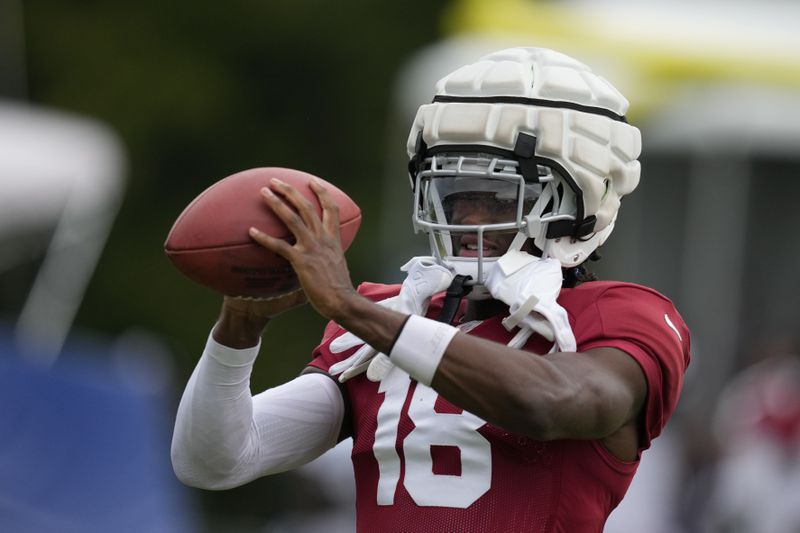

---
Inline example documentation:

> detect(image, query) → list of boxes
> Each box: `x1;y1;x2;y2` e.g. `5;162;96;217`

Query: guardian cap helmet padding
407;47;642;286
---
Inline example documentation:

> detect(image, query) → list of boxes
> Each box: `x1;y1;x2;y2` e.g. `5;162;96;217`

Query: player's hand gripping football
248;177;357;322
213;289;309;349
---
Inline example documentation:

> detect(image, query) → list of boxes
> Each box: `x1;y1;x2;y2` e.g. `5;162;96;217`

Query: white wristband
389;315;459;386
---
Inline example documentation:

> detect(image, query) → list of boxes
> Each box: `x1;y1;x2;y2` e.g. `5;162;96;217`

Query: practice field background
2;1;799;531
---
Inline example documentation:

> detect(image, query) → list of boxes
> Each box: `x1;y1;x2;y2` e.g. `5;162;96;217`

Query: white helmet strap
508;181;554;256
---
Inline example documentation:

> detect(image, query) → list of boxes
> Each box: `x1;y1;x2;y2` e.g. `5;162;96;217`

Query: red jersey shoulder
560;280;678;316
562;280;690;354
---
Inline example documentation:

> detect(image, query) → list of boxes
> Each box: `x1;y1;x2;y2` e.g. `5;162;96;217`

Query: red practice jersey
309;280;691;533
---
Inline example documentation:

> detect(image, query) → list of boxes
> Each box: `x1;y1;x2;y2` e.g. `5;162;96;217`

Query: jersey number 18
372;369;491;508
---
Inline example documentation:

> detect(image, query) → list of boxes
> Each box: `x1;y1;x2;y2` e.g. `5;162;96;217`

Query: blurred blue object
0;326;196;533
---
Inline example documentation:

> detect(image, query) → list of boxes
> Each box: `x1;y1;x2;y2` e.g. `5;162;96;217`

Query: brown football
164;167;361;297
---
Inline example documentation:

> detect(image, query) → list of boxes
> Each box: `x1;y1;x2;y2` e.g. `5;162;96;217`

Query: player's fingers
309;177;341;239
259;186;313;242
269;178;323;234
248;225;295;260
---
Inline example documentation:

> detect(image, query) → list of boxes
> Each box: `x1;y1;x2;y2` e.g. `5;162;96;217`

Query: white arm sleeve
171;331;345;490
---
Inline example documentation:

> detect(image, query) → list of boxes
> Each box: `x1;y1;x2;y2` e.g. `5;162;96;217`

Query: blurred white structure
0;100;126;364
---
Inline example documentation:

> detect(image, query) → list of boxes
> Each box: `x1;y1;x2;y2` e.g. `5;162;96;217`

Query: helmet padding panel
434;48;629;114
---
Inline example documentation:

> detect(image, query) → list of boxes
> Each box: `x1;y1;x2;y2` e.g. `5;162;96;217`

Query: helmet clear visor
417;176;542;227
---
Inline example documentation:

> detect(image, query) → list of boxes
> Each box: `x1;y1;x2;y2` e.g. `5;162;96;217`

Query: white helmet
407;47;641;287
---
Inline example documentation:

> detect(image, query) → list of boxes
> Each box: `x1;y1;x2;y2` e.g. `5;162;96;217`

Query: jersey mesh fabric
309;280;690;533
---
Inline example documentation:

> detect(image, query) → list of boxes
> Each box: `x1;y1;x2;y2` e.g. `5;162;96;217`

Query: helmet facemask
411;149;580;292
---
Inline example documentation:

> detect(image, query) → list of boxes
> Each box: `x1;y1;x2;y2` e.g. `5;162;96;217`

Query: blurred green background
4;0;800;531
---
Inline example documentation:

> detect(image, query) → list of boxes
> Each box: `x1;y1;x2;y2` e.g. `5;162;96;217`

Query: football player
172;47;691;532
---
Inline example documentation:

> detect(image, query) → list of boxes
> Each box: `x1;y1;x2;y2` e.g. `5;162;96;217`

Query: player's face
449;194;520;258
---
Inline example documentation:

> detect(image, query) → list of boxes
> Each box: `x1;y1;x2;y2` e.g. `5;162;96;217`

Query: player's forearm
330;300;578;437
432;338;643;440
431;333;575;439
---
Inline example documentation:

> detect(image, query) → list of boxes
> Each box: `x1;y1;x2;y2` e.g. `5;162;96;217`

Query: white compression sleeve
171;331;345;490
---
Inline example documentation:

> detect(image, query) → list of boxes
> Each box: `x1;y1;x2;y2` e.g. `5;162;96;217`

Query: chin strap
435;275;473;325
